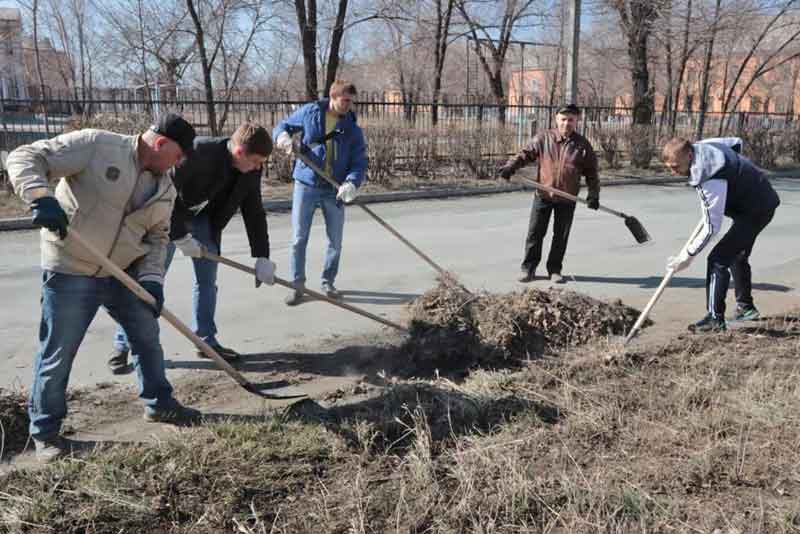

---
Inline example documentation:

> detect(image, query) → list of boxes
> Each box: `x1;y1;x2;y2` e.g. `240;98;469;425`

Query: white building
0;8;29;100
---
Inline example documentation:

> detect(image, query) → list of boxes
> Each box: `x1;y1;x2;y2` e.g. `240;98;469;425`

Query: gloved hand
31;196;68;239
666;249;693;273
336;181;358;203
276;131;293;156
497;165;514;180
587;196;600;210
140;281;164;317
173;234;206;258
254;257;276;288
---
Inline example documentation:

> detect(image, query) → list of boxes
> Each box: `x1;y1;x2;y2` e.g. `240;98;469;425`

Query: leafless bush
596;130;621;168
739;127;782;169
267;149;295;183
65;112;153;135
362;124;398;184
623;125;656;168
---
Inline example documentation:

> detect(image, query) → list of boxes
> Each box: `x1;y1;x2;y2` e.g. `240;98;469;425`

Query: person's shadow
568;275;793;292
165;344;396;379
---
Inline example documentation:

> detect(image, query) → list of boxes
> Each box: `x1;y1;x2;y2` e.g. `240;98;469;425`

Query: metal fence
1;94;797;154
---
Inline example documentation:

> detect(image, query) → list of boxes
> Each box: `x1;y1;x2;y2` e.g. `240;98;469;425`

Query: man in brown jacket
498;104;600;283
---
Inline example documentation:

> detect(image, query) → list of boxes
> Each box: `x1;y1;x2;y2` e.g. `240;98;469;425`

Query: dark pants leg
521;195;553;275
706;210;774;318
545;202;576;276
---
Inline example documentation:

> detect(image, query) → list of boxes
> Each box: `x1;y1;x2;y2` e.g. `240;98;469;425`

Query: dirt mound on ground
0;388;29;459
400;276;647;377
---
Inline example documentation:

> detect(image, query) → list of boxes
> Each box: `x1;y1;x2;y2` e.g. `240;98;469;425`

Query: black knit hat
151;113;196;156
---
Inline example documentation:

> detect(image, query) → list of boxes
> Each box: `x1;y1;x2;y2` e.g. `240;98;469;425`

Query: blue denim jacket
273;98;367;189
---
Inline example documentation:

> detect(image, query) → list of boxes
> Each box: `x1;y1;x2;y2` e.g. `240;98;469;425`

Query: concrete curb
2;172;792;232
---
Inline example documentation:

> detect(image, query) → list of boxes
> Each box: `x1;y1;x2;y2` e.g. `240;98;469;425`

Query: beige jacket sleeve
134;189;175;285
7;130;97;203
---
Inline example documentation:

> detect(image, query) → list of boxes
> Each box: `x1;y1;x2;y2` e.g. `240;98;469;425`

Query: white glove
336;181;358;203
666;249;693;273
255;257;276;287
276;131;293;156
174;235;206;258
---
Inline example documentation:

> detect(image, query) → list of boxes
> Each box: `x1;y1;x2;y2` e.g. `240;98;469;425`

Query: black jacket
169;136;269;258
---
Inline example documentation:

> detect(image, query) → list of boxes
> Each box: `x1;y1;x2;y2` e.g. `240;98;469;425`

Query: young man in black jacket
109;122;275;372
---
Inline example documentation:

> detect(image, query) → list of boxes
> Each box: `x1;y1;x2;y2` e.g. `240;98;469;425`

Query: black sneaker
107;348;133;375
688;314;727;333
33;435;68;463
197;343;240;362
143;402;202;425
734;306;760;322
518;270;536;283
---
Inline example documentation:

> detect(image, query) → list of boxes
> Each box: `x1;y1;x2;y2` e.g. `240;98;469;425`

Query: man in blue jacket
662;136;780;332
273;80;367;304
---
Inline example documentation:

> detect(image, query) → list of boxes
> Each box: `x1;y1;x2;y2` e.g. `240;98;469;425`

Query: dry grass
3;306;800;533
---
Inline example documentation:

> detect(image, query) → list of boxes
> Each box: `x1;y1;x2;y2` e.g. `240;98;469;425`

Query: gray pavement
1;179;798;390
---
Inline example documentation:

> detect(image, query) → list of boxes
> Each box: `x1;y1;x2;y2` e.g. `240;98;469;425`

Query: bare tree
694;0;722;139
431;0;456;125
186;0;273;134
717;0;800;132
456;0;543;125
607;0;667;125
18;0;51;133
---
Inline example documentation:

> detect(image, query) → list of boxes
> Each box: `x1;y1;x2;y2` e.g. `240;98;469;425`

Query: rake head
624;215;651;244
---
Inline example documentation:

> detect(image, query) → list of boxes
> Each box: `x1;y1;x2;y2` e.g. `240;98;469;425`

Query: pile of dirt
0;388;29;460
400;276;647;377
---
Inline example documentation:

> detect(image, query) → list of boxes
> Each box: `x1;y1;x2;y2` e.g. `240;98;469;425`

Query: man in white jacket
7;113;202;462
662;136;780;332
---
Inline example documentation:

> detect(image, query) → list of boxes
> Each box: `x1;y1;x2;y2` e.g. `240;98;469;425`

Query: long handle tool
68;229;306;400
517;177;651;244
204;251;408;333
623;220;705;345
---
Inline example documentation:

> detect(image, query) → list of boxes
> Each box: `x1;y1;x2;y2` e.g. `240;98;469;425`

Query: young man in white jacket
662;136;780;332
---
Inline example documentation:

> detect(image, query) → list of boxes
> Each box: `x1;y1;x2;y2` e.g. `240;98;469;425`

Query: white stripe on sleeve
687;179;727;256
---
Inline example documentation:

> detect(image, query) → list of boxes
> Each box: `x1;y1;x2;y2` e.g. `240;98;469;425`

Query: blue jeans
114;214;221;350
30;270;176;439
290;181;345;286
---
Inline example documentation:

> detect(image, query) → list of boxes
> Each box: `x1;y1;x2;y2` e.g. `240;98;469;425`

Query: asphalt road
1;179;798;391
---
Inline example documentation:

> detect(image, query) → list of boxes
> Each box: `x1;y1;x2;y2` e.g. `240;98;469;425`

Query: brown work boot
284;283;305;306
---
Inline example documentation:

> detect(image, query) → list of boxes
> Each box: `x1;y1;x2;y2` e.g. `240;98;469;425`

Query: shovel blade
624;216;651;244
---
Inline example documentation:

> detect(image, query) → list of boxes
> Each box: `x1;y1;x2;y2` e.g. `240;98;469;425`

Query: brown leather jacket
505;129;600;203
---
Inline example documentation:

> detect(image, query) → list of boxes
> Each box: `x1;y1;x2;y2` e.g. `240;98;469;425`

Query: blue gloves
31;197;68;238
140;281;164;317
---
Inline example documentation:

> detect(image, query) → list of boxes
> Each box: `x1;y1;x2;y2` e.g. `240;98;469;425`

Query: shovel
516;177;651;244
203;251;408;333
67;229;307;400
291;138;459;283
623;220;705;345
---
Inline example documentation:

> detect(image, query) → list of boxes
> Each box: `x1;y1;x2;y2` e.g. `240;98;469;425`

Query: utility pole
564;0;581;104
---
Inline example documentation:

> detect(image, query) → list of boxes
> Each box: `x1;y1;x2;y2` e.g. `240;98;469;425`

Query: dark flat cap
151;113;196;156
556;104;580;115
